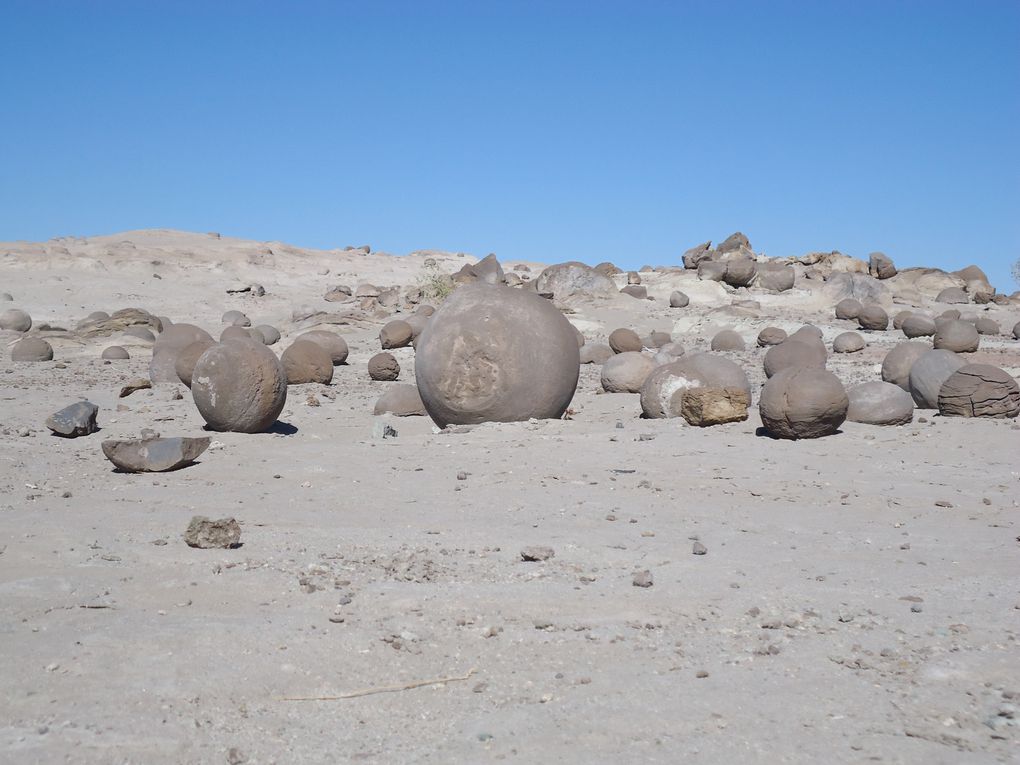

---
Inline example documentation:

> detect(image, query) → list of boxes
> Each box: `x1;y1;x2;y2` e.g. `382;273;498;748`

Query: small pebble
692;541;708;555
632;570;653;588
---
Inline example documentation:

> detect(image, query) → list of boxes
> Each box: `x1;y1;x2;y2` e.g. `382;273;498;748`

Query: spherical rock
640;353;750;418
282;340;334;385
254;325;281;345
833;332;865;354
11;337;53;362
759;368;849;439
834;299;862;320
620;285;647;299
247;327;266;344
580;344;613;364
643;331;672;349
0;309;32;332
933;319;979;353
880;342;930;390
908;349;967;408
86;311;110;323
901;314;936;338
221;310;251;327
788;325;824;342
757;327;787;347
722;259;757;288
414;284;579;426
763;340;826;378
220;326;252;343
297;331;349;365
101;346;130;360
938;309;960;320
174;340;216;387
123;326;156;342
601;352;656;394
937;364;1020;418
368;352;400;381
191;340;287;432
892;310;914;330
755;263;795;292
846;381;914;425
373;384;426;416
380;320;413;350
417;304;436;317
974;317;999;336
857;305;889;330
608;328;642;354
669;291;690;308
936;287;969;304
710;329;745;352
697;260;727;282
150;323;214;383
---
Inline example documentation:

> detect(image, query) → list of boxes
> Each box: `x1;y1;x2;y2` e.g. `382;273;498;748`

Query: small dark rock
184;516;241;549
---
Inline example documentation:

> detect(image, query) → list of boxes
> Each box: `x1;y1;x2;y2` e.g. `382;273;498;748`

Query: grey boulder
102;436;211;472
46;401;99;438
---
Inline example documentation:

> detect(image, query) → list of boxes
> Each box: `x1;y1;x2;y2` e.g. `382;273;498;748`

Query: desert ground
0;230;1018;764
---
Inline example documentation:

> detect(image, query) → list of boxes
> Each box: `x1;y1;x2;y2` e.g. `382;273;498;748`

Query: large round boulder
221;310;251;327
608;328;642;353
834;299;862;320
639;353;750;419
846;381;914;425
150;323;214;383
220;325;252;343
759;368;849;439
908;349;966;408
282;340;334;385
722;259;757;288
191;340;287;432
174;339;216;387
857;305;889;331
937;364;1020;418
757;327;787;347
669;291;690;308
880;342;930;390
763;340;826;378
0;309;32;332
373;384;427;416
833;332;865;353
380;320;413;350
901;314;936;338
368;352;400;381
936;287;969;304
102;345;130;360
974;317;999;336
297;331;349;365
601;352;656;393
933;319;979;353
11;337;53;362
710;329;745;352
755;263;795;292
254;325;281;345
415;284;580;426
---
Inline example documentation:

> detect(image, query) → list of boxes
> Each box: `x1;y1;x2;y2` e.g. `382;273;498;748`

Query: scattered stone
869;252;897;279
602;352;656;395
908;349;967;409
759;368;849;439
881;342;929;391
692;541;708;555
641;354;750;419
608;328;642;354
150;323;214;383
680;387;750;426
174;340;216;387
757;327;787;347
857;305;889;331
119;378;152;398
846;382;914;426
521;546;555;562
368;352;400;381
11;337;53;362
763;340;826;379
620;285;648;299
934;319;979;353
937;364;1020;418
833;332;865;353
373;384;426;416
901;314;936;338
834;298;862;320
253;325;281;345
580;344;614;364
669;291;690;308
632;570;653;588
184;516;241;549
936;287;969;304
281;340;334;385
102;436;211;472
371;420;397;439
0;308;32;332
380;319;413;349
45;401;99;438
101;346;130;360
710;329;745;352
191;341;287;432
221;310;250;327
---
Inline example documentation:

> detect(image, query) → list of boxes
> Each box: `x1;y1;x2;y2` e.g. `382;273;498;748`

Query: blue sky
1;1;1018;290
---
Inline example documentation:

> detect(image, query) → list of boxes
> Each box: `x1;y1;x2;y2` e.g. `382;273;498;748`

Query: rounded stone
282;340;334;384
757;327;787;347
101;346;130;360
936;287;969;304
653;342;686;365
296;331;349;365
221;310;251;327
788;325;823;342
174;340;216;387
417;304;436;317
123;326;156;342
833;332;865;354
908;349;967;408
640;353;750;418
880;342;930;391
974;317;999;336
601;352;656;393
938;309;961;320
373;384;427;416
220;326;252;343
643;331;671;349
404;313;430;340
150;323;214;382
414;284;580;426
763;340;826;378
846;381;914;426
857;305;889;331
191;340;287;433
937;364;1020;418
901;314;936;338
86;311;110;323
669;291;690;308
580;344;613;364
892;310;914;330
710;329;745;352
608;328;642;354
380;320;413;350
254;325;281;345
933;320;979;353
834;299;862;320
11;337;53;362
247;327;266;344
368;352;400;381
759;368;849;439
0;309;32;332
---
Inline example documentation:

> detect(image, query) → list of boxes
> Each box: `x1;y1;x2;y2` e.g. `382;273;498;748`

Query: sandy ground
1;230;1018;764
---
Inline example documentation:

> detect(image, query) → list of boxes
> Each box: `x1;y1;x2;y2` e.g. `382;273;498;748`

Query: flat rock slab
184;515;241;549
102;436;211;472
46;401;99;438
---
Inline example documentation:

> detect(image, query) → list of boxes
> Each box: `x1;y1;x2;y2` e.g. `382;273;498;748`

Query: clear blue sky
2;1;1018;290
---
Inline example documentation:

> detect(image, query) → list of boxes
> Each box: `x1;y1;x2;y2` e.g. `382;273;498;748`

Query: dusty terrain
1;230;1018;764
